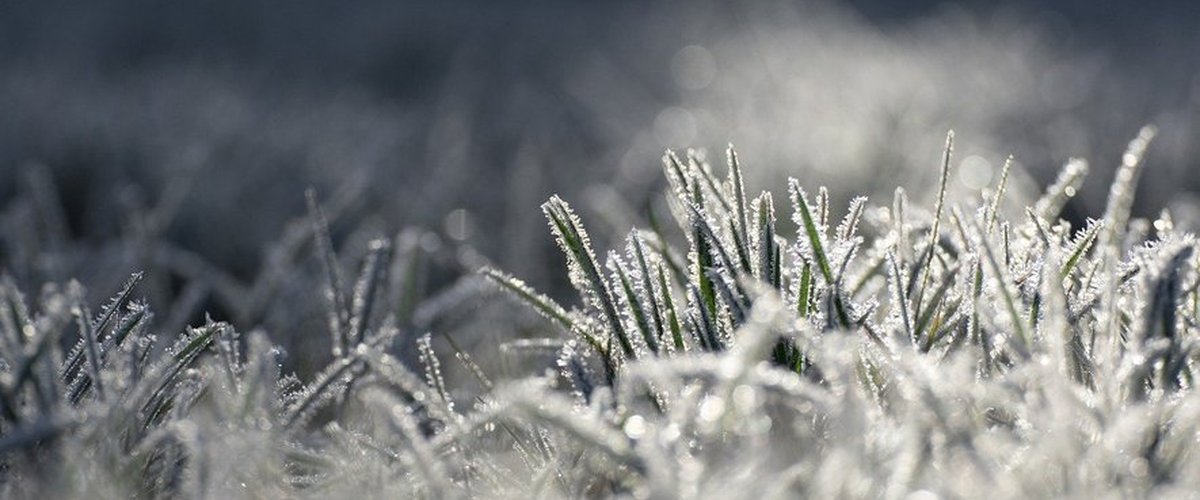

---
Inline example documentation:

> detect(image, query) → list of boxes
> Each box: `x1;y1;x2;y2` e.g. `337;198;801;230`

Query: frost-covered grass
4;128;1200;498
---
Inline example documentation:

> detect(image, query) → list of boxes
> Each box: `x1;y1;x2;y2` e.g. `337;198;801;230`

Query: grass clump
487;131;1200;497
4;130;1200;498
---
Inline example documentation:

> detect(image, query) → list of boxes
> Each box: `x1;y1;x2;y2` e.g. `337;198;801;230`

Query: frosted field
2;1;1200;498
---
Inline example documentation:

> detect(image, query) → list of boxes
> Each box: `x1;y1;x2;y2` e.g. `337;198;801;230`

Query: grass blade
543;196;635;360
1100;125;1157;253
307;189;350;358
753;192;782;289
726;145;753;273
915;131;954;321
610;252;659;355
347;238;393;348
985;155;1012;233
1061;219;1105;280
1034;158;1088;221
788;180;850;327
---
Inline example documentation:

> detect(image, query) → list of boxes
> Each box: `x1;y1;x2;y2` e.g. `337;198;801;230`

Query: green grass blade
610;253;659;355
726;145;753;273
789;180;850;327
796;261;813;319
1061;219;1105;280
913;263;960;346
753;192;781;289
630;234;666;352
656;263;686;353
788;180;834;284
971;214;1030;354
543;196;635;360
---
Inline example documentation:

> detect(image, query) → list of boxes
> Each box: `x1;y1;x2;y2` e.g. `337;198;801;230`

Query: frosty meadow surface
3;128;1200;498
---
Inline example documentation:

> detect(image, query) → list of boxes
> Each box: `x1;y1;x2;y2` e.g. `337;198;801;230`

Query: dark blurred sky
850;0;1200;71
4;0;1196;85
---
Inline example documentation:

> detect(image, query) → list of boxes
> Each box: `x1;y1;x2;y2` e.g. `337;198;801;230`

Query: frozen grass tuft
4;130;1200;498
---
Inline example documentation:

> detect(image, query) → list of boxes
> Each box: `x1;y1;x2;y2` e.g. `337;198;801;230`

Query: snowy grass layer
4;128;1200;498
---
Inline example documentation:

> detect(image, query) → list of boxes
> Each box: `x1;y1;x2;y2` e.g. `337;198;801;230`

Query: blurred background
1;0;1198;371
